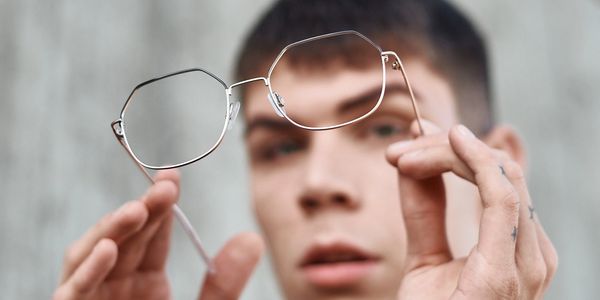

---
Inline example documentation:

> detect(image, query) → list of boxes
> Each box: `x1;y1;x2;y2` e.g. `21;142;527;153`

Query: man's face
243;57;479;299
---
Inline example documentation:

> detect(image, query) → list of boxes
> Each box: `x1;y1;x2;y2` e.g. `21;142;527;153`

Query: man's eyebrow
245;83;420;137
337;83;418;114
244;117;297;138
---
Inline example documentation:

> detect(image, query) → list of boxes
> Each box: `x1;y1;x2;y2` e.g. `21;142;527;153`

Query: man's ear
482;125;528;171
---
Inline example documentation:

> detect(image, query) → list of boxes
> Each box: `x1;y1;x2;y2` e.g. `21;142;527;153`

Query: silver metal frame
266;31;423;132
110;30;424;271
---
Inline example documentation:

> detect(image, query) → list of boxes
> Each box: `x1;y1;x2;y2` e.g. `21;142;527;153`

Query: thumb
395;119;452;271
399;174;452;271
198;232;264;300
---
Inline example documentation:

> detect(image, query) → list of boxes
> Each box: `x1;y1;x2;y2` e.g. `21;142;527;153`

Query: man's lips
299;241;380;288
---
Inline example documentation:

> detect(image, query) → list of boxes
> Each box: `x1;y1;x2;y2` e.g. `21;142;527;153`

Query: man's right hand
53;170;264;300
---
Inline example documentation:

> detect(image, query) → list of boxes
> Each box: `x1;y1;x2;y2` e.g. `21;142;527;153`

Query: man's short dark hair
235;0;494;135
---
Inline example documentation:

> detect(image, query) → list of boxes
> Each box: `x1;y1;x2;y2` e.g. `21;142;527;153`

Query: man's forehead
242;63;387;119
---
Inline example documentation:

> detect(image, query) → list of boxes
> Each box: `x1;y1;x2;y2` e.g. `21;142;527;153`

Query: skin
244;60;477;299
54;57;557;299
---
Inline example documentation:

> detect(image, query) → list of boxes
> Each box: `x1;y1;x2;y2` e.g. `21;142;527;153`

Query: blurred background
0;0;598;299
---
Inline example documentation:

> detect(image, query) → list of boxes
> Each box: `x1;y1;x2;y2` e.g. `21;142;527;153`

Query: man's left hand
386;121;558;299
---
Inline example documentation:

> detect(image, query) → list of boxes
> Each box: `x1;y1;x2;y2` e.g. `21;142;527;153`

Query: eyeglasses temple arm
135;163;216;274
401;69;426;137
382;51;426;136
111;130;215;273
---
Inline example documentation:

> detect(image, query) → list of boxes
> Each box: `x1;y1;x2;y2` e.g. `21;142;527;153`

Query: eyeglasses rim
111;30;423;170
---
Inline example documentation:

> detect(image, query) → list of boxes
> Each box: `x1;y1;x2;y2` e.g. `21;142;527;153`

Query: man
53;0;557;299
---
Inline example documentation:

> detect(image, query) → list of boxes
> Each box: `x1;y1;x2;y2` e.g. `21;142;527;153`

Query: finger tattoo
499;164;506;176
528;205;535;220
511;226;518;242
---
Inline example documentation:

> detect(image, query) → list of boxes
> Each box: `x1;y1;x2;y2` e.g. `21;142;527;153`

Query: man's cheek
252;191;276;233
252;188;297;234
252;192;305;264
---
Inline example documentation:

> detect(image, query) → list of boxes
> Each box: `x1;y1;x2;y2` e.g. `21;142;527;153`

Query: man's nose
297;133;360;214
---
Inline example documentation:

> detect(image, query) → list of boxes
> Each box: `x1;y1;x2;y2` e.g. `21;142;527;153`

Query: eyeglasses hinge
111;119;124;138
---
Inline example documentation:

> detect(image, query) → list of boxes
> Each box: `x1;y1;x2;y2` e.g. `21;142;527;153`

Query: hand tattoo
528;205;535;220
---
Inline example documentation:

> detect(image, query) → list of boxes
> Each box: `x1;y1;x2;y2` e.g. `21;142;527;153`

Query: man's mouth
299;241;380;288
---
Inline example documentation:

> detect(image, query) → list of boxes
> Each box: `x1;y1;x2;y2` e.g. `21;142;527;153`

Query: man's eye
274;141;301;155
367;122;409;139
259;139;303;161
372;124;401;137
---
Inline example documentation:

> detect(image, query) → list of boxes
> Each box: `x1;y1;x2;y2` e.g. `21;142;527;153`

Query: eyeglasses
110;30;424;270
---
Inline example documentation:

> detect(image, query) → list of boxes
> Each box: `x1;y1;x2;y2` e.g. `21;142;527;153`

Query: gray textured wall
0;1;598;299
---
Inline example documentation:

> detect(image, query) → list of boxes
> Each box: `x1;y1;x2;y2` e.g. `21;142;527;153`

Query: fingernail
457;125;475;138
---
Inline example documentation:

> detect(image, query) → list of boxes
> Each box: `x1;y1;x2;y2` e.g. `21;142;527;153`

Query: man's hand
53;169;264;300
386;121;558;299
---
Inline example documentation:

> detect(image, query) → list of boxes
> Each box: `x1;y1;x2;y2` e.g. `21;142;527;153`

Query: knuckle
489;271;521;299
499;188;520;214
493;149;511;162
403;208;441;223
504;276;521;298
526;258;548;288
546;245;559;278
503;160;525;181
473;147;497;165
457;134;493;163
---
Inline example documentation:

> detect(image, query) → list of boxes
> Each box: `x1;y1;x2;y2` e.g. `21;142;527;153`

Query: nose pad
267;92;286;117
391;59;402;70
227;101;240;130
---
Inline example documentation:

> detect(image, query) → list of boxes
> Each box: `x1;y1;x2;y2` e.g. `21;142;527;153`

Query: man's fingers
387;119;452;270
386;119;443;165
395;123;556;297
107;179;179;278
61;200;148;282
198;232;264;300
398;174;452;270
143;172;180;223
410;118;440;138
70;239;118;294
396;144;474;182
535;220;559;292
60;170;179;282
55;239;118;299
138;211;174;271
499;160;549;298
133;174;179;272
448;125;519;267
153;169;180;186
